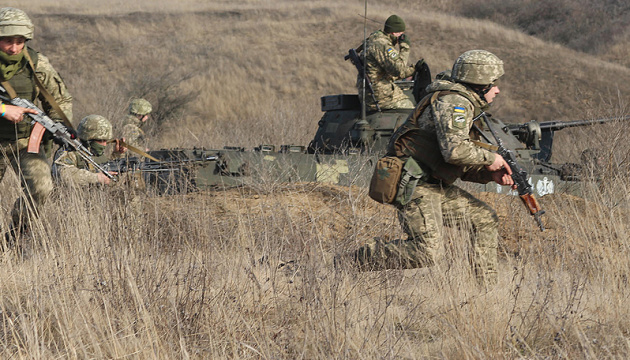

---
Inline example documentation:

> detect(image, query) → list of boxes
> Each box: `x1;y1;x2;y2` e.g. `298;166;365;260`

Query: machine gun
0;85;115;181
477;113;546;231
506;115;630;162
100;155;218;174
344;48;381;113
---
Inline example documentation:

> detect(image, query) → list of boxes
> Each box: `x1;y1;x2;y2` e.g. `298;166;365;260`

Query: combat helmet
77;115;113;141
128;98;152;116
0;7;34;40
451;50;504;86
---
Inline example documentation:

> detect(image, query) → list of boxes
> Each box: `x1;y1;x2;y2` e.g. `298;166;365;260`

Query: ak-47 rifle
476;112;546;231
0;85;116;181
344;47;381;112
100;155;218;174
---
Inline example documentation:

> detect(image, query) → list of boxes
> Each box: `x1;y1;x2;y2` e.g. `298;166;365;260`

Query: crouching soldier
52;115;120;186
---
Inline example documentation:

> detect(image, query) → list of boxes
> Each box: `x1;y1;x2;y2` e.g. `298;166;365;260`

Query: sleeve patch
386;48;398;58
452;106;467;129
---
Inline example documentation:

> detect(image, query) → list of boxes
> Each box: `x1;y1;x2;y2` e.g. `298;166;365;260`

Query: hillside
3;1;630;358
7;0;630;162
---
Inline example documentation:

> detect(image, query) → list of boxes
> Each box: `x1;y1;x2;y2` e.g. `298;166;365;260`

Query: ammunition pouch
369;156;404;204
369;156;426;205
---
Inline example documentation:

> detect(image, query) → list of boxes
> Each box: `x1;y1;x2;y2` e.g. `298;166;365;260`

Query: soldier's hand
97;171;117;185
491;169;515;187
1;104;38;124
486;154;512;174
113;138;128;154
398;34;410;46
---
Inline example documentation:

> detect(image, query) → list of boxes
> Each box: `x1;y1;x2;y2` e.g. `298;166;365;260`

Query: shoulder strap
0;80;17;98
23;50;74;130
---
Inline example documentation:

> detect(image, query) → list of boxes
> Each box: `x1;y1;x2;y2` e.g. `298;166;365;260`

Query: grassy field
2;0;630;358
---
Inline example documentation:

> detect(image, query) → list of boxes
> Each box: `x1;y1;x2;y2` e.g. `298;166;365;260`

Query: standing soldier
120;98;152;151
52;115;120;186
357;14;417;111
354;50;513;286
0;7;73;242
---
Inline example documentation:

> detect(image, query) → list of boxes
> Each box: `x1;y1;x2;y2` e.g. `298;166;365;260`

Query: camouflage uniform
356;50;505;286
52;115;112;186
120;98;152;150
0;7;72;232
357;20;415;111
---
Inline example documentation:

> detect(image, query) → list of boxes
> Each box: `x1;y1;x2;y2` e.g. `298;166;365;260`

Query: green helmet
451;50;504;86
0;7;34;40
128;98;152;116
77;115;113;141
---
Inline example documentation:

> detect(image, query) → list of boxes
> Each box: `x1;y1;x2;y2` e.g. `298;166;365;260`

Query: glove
414;59;425;72
66;126;78;140
398;34;410;47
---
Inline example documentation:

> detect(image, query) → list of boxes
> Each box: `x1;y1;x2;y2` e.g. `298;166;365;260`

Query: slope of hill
8;0;630;160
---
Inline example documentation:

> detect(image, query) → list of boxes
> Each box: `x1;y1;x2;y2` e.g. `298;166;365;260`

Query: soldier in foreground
0;7;73;241
52;115;120;186
357;15;417;111
119;98;152;151
354;50;514;286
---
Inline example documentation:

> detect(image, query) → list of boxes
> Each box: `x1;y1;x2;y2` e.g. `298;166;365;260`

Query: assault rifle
477;113;546;231
0;85;115;181
100;155;218;174
344;48;381;112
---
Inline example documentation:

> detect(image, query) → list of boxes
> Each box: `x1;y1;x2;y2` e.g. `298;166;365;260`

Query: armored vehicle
113;53;628;198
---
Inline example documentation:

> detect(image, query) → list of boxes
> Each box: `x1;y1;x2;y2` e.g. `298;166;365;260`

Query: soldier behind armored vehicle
118;98;152;153
346;50;514;287
356;15;418;111
0;7;73;245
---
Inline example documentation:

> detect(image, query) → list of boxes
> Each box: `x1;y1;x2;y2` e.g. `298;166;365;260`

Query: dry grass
2;0;630;358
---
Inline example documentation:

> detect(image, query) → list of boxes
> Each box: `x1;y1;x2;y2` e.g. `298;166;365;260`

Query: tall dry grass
2;0;630;358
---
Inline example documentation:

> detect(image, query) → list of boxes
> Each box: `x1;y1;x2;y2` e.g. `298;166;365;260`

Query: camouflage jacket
387;80;496;184
120;114;146;149
52;146;110;186
357;30;415;109
0;47;72;142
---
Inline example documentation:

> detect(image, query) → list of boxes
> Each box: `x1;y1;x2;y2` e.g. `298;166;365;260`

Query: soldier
0;7;73;240
52;115;120;186
354;50;514;286
357;14;417;111
120;98;152;151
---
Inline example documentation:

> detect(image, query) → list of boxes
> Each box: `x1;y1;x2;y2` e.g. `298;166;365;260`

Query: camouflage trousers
358;82;415;111
0;139;54;231
356;182;499;285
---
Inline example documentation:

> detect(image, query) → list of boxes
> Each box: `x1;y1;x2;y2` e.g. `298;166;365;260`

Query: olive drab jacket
357;30;415;111
387;80;497;184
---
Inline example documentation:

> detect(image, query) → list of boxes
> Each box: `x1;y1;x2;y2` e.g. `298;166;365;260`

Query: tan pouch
368;156;404;204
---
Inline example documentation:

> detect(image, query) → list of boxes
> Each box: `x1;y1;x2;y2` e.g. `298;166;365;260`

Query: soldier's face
484;85;500;103
0;36;26;56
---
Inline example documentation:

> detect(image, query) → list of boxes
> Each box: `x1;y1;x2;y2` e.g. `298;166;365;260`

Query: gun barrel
508;115;630;133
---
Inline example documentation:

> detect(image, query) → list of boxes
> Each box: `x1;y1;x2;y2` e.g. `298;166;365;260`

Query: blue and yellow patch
452;106;467;129
386;47;398;58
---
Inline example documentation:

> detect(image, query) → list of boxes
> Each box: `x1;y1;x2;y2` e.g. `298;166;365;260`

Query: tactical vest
387;86;485;184
0;47;39;140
